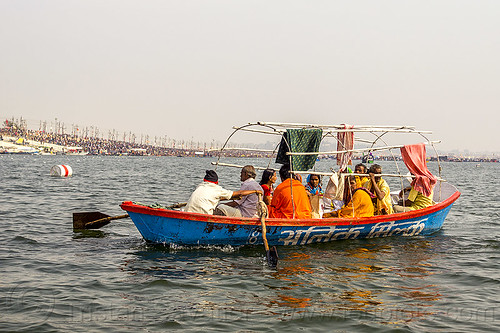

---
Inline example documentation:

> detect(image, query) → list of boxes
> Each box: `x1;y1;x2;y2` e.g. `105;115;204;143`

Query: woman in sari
305;174;323;196
259;169;277;207
324;176;375;218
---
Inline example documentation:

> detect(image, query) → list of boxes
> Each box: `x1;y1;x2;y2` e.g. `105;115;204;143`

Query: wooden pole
257;122;432;133
211;162;446;182
286;141;441;156
208;147;276;153
211;162;278;171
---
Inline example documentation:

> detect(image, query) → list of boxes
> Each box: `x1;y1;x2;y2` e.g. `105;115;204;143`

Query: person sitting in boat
323;176;375;218
305;173;324;218
269;164;312;219
305;174;323;197
354;163;369;188
362;164;394;215
215;165;264;217
393;184;434;212
184;170;262;215
393;144;437;212
259;168;277;207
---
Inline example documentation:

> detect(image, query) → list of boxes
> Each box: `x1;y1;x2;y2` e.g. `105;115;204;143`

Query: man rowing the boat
184;170;262;215
215;165;263;217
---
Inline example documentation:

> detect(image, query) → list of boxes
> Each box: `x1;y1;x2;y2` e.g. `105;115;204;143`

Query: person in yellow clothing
362;164;394;215
324;177;374;218
354;163;369;189
394;186;434;212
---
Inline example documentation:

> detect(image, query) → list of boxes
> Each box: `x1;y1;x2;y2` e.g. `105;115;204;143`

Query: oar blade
266;246;279;268
73;212;109;230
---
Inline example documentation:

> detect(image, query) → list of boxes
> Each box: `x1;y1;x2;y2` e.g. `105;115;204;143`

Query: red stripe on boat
120;191;460;228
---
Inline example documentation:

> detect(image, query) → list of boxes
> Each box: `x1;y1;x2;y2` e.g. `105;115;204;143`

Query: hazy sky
1;1;499;153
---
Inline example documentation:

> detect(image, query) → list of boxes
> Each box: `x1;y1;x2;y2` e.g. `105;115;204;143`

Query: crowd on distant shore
2;123;498;161
0;125;272;157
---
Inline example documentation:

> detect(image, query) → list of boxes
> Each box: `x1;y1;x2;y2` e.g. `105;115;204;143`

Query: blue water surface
0;155;498;332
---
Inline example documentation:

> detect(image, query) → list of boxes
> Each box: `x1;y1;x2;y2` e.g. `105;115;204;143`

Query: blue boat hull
121;189;460;246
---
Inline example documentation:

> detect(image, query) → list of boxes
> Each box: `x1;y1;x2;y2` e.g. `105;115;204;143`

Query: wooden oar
83;213;129;229
257;194;278;268
73;202;187;230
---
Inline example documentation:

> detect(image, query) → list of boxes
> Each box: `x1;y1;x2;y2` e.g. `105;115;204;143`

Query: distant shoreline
1;124;498;162
1;137;497;163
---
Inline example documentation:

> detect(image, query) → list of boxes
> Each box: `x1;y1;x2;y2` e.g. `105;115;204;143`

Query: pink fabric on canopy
337;124;354;171
400;144;437;197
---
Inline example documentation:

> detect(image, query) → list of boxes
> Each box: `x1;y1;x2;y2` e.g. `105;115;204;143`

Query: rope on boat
132;202;187;209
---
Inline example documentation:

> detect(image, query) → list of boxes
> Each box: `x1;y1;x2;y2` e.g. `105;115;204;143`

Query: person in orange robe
269;164;312;219
325;176;375;218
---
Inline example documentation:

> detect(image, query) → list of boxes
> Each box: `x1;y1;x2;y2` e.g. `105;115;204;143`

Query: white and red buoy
50;165;73;177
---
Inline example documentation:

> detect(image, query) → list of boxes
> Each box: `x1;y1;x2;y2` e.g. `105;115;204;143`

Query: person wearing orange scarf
269;164;311;219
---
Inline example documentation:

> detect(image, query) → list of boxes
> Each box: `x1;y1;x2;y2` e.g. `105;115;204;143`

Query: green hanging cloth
275;128;323;171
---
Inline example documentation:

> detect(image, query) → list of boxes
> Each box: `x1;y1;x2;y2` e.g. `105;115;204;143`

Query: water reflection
264;237;446;324
118;235;447;325
72;229;106;239
271;294;312;309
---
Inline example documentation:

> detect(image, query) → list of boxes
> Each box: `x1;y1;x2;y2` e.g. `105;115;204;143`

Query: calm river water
0;155;498;332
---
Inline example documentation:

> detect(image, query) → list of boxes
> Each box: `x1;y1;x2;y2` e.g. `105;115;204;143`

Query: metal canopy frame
212;122;445;211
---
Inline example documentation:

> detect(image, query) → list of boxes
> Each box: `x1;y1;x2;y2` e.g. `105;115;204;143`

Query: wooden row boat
120;122;461;247
120;182;459;246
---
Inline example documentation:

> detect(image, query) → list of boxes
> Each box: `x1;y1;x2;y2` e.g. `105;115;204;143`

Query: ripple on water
9;235;39;245
1;157;498;332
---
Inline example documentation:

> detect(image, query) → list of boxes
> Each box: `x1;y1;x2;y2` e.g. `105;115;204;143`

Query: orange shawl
270;178;312;219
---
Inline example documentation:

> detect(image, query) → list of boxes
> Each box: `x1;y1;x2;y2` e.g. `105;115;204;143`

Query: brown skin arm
398;186;413;206
232;189;263;199
263;195;272;205
369;173;386;201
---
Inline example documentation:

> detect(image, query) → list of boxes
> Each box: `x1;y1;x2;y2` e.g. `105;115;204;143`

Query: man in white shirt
184;170;261;215
216;165;263;217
